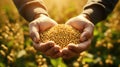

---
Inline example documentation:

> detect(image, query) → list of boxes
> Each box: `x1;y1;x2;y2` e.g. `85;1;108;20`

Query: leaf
50;58;67;67
0;62;5;67
82;57;94;63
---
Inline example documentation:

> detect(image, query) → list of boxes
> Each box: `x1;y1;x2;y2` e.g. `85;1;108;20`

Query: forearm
13;0;48;21
82;0;118;24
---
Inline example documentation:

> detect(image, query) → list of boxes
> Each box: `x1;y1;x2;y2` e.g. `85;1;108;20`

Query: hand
62;14;94;59
29;14;61;58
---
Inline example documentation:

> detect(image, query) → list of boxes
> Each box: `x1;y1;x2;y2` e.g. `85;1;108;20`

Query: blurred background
0;0;120;67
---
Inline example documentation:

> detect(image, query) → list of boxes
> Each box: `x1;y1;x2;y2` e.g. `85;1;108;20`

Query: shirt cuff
19;1;48;22
82;4;106;24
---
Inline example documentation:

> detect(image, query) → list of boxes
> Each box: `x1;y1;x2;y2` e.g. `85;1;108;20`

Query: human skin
62;14;94;59
29;14;61;58
29;13;94;59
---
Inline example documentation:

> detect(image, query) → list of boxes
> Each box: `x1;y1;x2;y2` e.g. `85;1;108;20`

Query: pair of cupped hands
29;14;94;59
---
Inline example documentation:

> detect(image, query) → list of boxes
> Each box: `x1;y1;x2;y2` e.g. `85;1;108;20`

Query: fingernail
33;37;37;42
49;43;54;47
54;49;59;53
33;37;40;43
81;37;87;42
68;46;72;50
83;37;86;41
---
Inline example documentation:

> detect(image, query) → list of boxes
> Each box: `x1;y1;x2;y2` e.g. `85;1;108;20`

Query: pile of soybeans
39;24;81;48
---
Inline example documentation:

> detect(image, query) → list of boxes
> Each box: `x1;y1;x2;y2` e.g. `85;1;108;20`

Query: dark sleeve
82;0;118;24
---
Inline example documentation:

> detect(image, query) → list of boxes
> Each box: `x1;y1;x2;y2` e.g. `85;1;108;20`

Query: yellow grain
39;24;81;49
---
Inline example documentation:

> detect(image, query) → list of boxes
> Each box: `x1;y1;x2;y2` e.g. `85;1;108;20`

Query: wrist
33;13;49;20
80;13;92;22
78;14;95;27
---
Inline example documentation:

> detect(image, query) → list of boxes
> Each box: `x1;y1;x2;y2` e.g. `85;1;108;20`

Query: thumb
80;22;94;42
80;27;93;42
80;31;90;42
29;22;40;43
30;31;40;43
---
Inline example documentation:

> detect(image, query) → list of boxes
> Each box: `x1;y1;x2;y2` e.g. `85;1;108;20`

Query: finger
68;44;80;53
51;52;62;58
62;48;76;59
80;24;94;42
30;32;40;43
68;39;92;53
80;31;90;42
65;20;84;31
44;45;60;56
38;19;58;32
78;39;92;52
33;41;54;52
29;22;40;43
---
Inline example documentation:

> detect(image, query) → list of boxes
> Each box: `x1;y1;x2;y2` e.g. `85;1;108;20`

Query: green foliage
50;58;67;67
0;62;5;67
